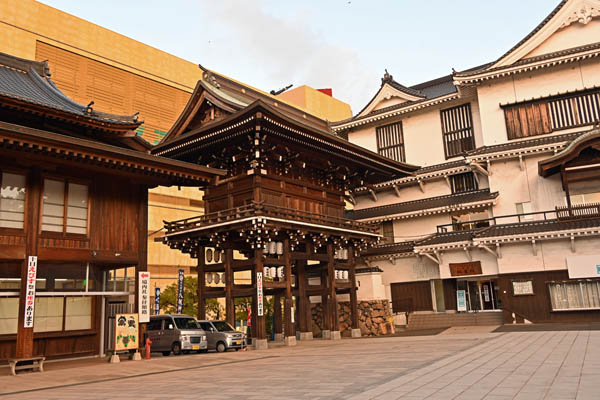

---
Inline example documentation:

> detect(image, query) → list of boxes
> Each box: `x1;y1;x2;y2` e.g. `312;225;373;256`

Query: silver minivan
197;320;245;352
147;314;207;356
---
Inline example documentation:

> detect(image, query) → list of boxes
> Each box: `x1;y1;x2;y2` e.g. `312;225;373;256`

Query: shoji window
42;179;89;235
0;172;26;229
440;104;475;158
450;172;478;194
376;122;405;162
548;281;600;310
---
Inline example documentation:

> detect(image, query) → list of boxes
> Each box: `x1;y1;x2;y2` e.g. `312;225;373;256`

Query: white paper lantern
214;250;221;263
276;242;284;255
206;273;212;284
343;270;349;280
269;267;277;278
206;248;213;263
214;272;220;284
334;270;339;280
342;249;349;260
268;242;277;255
263;266;270;277
277;266;284;278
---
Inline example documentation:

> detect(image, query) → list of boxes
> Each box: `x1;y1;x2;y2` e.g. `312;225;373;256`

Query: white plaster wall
392;214;452;240
356;272;387;301
525;20;600;58
438;249;499;279
348;126;377;153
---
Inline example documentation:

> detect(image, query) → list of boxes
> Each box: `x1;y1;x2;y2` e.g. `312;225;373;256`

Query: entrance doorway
457;278;500;311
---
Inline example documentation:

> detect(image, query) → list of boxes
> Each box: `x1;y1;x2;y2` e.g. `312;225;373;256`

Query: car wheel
172;342;182;356
216;342;226;353
162;351;171;356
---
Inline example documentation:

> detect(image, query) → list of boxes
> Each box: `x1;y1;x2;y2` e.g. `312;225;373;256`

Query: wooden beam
273;293;283;336
283;238;295;338
225;248;234;326
327;243;339;332
197;247;206;320
348;249;359;330
296;260;309;333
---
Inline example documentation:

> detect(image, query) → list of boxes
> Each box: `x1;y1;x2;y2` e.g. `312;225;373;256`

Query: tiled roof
347;189;498;220
0;52;139;126
414;159;467;174
387;80;425;98
364;241;415;256
476;218;600;238
415;230;478;247
467;131;583;156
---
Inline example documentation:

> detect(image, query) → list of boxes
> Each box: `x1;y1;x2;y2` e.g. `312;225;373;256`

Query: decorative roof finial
381;69;393;85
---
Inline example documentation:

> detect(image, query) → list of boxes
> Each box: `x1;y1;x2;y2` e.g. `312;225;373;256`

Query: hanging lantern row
206;248;223;263
334;270;349;280
334;248;349;260
264;241;284;255
263;266;284;279
206;272;225;284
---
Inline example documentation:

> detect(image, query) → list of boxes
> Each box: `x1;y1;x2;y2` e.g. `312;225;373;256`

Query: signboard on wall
566;255;600;278
449;261;482;277
115;313;138;352
154;287;161;315
176;269;185;314
23;256;38;328
483;285;490;302
257;272;264;316
512;280;534;296
457;290;467;312
138;272;150;323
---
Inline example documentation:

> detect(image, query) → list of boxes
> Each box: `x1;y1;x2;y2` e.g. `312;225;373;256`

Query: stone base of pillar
351;328;362;338
253;339;268;350
330;330;341;340
109;354;120;363
284;336;297;346
296;331;313;340
274;333;284;342
322;330;331;340
132;351;142;361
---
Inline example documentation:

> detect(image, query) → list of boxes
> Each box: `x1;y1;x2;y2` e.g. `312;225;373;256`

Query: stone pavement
0;328;598;399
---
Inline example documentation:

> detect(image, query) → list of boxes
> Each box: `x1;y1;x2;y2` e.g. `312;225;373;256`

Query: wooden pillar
349;248;359;330
283;239;295;338
252;248;266;341
135;185;149;345
273;293;283;335
320;267;330;331
197;247;206;320
561;166;572;209
327;244;339;332
16;168;41;358
225;248;234;326
296;259;309;333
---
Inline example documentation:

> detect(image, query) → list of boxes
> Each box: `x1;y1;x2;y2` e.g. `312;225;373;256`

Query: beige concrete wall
525;20;600;59
277;85;352;122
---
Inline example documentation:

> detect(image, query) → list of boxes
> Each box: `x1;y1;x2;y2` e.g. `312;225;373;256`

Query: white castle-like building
334;0;600;326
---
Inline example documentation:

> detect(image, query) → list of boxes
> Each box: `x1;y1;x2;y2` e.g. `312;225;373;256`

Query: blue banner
154;287;161;315
176;269;185;314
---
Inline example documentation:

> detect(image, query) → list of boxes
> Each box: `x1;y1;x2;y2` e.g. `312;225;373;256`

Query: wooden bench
8;356;45;376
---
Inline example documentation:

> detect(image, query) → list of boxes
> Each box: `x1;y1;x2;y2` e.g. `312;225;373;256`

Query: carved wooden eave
538;127;600;176
414;240;473;255
453;0;600;85
473;226;600;246
365;252;416;261
0;120;224;186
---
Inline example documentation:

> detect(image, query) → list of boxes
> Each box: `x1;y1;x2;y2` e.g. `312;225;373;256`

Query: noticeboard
115;313;138;352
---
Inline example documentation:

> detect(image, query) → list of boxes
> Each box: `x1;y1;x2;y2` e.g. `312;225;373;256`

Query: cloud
201;0;377;116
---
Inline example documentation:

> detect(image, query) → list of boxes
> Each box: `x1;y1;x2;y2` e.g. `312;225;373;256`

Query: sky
40;0;559;114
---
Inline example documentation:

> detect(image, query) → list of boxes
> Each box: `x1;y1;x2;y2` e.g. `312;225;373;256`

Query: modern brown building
0;53;222;360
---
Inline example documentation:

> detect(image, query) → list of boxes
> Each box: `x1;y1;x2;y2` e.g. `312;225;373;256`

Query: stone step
407;312;503;330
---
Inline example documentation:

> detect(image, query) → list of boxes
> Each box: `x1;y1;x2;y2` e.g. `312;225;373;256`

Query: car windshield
174;317;200;330
212;321;234;332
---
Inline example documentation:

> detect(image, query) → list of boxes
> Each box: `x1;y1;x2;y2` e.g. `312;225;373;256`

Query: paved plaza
0;328;599;399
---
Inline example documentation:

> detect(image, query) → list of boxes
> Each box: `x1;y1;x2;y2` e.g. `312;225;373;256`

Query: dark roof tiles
477;218;600;238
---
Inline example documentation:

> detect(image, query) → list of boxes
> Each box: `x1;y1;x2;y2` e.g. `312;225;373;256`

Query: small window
548;281;600;311
0;298;19;335
515;202;533;221
441;104;475;158
34;297;64;333
381;221;394;244
450;173;478;194
0;172;26;229
147;319;162;331
376;122;405;162
42;179;89;235
65;297;92;330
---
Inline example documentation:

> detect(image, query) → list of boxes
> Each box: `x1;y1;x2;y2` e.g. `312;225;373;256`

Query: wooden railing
164;201;380;235
556;203;600;221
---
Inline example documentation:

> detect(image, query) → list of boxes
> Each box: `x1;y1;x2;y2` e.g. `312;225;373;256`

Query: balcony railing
437;203;600;233
164;201;380;235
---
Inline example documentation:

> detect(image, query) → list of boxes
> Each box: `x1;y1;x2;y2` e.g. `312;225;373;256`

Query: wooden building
0;52;222;360
332;0;600;327
153;70;417;347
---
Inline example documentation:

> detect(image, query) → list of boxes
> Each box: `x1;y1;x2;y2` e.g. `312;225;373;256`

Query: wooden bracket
464;247;472;261
471;162;489;177
531;239;537;256
486;160;492;176
496;243;502;259
393;184;402;198
417;179;425;193
444;176;451;189
368;188;377;202
519;155;525;171
422;252;441;265
389;257;396;265
570;235;576;253
347;191;356;205
479;244;498;258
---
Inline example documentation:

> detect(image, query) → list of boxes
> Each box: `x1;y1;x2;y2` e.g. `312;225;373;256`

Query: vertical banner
257;271;264;316
176;269;185;314
138;271;150;323
456;290;467;312
154;287;161;315
24;256;38;328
